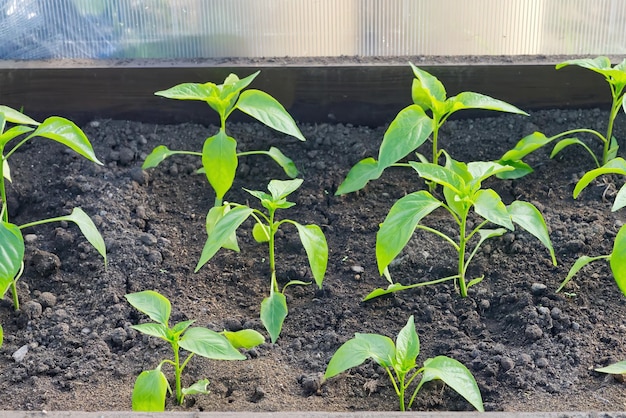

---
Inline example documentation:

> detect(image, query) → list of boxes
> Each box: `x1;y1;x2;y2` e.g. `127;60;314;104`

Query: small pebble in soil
525;324;543;340
535;358;549;368
300;373;324;395
530;282;547;295
22;300;42;319
500;356;515;371
38;292;57;308
12;344;30;363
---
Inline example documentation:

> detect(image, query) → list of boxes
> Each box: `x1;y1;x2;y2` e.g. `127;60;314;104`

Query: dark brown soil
1;107;625;412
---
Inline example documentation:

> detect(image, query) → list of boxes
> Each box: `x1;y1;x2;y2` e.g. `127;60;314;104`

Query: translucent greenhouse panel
0;0;625;59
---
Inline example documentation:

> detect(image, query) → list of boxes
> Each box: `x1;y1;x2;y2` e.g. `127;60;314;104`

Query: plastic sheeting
1;0;625;60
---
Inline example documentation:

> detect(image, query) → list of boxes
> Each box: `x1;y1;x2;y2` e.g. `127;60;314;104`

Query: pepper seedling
324;315;484;412
0;106;106;323
367;152;556;299
499;56;626;179
336;63;527;194
195;179;328;343
126;290;264;411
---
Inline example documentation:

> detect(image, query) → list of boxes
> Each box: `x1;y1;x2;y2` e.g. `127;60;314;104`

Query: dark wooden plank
0;63;607;126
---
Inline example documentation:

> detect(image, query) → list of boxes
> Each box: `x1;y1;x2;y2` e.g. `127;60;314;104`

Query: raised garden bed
0;59;625;412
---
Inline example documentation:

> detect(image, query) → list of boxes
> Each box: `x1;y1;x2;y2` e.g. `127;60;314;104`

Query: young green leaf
293;223;328;288
610;224;626;297
596;361;626;374
550;138;595;161
0;105;39;125
325;333;396;379
202;131;238;201
573;158;626;199
142;145;178;169
376;191;442;274
499;131;552;162
237;90;305;141
2;159;10;182
252;222;271;243
449;92;528;115
206;205;240;252
496;159;534;179
409;162;464;194
29;117;102;165
222;329;265;349
131;323;170;341
0;125;35;148
409;62;447;106
125;290;171;326
557;255;608;292
378;105;433;169
417;356;484;412
0;221;24;297
155;83;214;101
335;157;382;195
59;207;107;265
181;379;210;396
260;291;288;344
132;369;169;412
268;178;304;200
473;189;514;230
508;201;557;265
196;206;253;272
612;184;626;211
395;316;419;372
179;327;246;360
266;146;299;178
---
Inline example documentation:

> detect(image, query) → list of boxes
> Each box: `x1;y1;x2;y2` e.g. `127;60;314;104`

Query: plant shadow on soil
0;107;625;412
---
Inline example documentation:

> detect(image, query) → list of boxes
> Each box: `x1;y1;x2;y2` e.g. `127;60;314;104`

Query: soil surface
1;107;625;412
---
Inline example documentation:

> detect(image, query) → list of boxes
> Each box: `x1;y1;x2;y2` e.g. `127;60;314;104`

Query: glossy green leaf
155;82;214;101
0;105;39;125
125;290;171;326
29;117;102;165
58;207;107;265
395;316;419;372
171;320;195;336
467;161;515;186
222;329;265;349
325;333;395;379
131;323;170;340
202;131;238;201
179;327;245;360
508;201;557;265
418;356;484;412
266;147;298;178
500;132;552;161
237;90;305;141
473;189;513;230
0;221;24;297
450;92;528;116
596;361;626;374
409;162;464;194
260;291;288;343
0;125;35;148
612;184;626;211
132;369;168;412
376;191;442;274
573;158;626;199
2;159;10;182
142;145;177;169
181;379;210;396
610;224;626;297
550;138;587;158
557;255;608;292
293;223;328;288
363;283;415;301
409;63;447;105
378;105;433;169
556;56;612;72
196;206;253;271
252;222;270;243
221;71;259;97
496;159;534;179
206;205;240;252
335;158;382;195
268;178;303;200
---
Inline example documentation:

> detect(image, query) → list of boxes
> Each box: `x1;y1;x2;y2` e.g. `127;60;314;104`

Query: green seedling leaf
596;361;626;374
395;316;419;372
418;356;484;412
363;283;414;301
252;222;270;243
473;189;513;230
171;320;195;336
0;125;35;148
266;146;298;178
335;157;382;195
551;138;591;158
142;145;177;169
237;90;305;141
409;162;464;193
466;276;485;288
556;56;612;72
325;333;395;379
131;323;170;341
222;329;265;349
132;369;169;412
181;379;210;396
196;206;253;272
2;159;10;182
610;224;626;297
378;105;433;169
496;159;534;179
202;131;238;201
268;178;304;200
293;223;328;288
155;82;214;101
0;105;39;125
206;205;240;251
409;62;447;107
261;291;288;343
376;191;442;274
557;255;608;292
125;290;171;326
613;184;626;211
500;131;552;162
29;117;102;165
450;92;528;116
573;158;626;199
508;201;557;265
179;327;246;360
467;161;515;186
0;221;24;297
58;207;107;265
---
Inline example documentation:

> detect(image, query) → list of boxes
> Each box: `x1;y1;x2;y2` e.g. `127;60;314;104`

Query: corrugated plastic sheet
1;0;625;59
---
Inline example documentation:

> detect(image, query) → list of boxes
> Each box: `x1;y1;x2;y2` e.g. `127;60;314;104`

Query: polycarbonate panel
1;0;625;59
